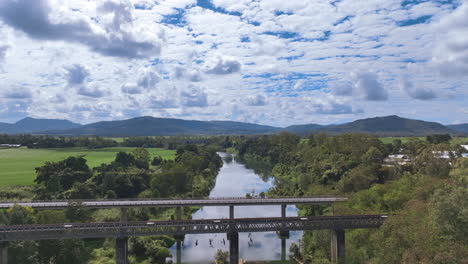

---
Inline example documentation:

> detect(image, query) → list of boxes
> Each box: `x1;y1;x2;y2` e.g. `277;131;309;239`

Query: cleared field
0;147;175;186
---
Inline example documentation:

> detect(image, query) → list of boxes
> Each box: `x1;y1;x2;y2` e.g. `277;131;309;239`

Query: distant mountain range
0;117;81;134
446;123;468;133
0;115;466;136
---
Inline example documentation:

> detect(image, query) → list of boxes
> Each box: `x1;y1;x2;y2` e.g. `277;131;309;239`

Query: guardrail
0;197;348;209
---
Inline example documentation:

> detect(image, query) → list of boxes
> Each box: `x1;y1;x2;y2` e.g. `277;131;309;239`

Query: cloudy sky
0;0;467;126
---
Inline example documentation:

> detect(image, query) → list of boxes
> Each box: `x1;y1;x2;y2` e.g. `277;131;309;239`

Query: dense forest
229;132;467;264
0;144;222;264
0;134;226;150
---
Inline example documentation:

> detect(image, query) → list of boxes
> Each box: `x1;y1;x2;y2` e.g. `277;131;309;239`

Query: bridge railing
0;196;349;209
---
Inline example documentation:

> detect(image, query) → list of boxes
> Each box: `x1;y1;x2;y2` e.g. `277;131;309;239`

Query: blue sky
0;0;467;126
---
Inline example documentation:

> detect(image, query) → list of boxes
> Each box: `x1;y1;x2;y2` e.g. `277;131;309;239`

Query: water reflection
170;153;301;263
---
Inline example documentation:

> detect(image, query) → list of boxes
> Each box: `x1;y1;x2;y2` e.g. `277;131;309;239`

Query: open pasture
0;147;175;186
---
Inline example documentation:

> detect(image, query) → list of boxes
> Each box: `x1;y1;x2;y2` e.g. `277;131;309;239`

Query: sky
0;0;467;126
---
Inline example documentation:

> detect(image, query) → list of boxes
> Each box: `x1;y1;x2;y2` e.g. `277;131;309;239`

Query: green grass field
0;147;175;186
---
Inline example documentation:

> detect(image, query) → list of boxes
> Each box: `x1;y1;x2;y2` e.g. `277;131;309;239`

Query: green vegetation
0;144;222;263
230;132;468;264
0;147;175;186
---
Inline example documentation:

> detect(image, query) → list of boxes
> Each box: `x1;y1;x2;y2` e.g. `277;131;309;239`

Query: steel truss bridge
0;215;385;242
0;196;386;264
0;196;347;209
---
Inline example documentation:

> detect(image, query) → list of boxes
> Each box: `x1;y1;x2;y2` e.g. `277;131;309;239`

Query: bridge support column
120;208;128;222
229;205;234;219
281;237;286;261
115;237;128;264
0;242;7;264
281;204;286;218
176;206;182;220
116;208;128;264
331;229;345;264
176;240;182;264
174;234;184;264
228;232;239;264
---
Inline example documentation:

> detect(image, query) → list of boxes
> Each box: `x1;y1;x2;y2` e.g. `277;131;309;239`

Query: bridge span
0;196;347;209
0;215;385;242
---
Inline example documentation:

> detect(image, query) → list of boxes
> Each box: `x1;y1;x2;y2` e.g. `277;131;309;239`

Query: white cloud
0;0;162;59
1;86;32;99
204;56;241;75
245;94;267;106
400;78;436;100
0;0;466;126
353;72;388;101
432;2;468;78
65;64;89;85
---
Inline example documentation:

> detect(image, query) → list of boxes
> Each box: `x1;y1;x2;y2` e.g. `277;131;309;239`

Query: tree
151;156;163;166
426;134;452;144
214;249;229;264
132;147;150;169
35;156;92;197
114;152;136;167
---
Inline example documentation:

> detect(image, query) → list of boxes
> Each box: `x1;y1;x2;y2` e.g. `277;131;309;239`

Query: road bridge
0;196;347;209
0;215;387;264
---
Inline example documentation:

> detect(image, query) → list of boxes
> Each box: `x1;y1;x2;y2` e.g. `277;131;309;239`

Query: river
170;153;302;263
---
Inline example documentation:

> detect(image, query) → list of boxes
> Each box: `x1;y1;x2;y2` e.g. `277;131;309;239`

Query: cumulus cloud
331;83;353;96
65;64;89;86
354;72;388;101
401;79;436;100
0;0;161;59
311;100;360;115
121;68;160;94
0;44;8;64
181;85;208;107
1;87;32;99
121;83;142;94
432;2;468;78
174;67;202;82
246;94;267;106
77;85;105;98
205;56;241;75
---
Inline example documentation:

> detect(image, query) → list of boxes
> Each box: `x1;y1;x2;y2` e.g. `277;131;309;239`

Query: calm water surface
170;153;302;263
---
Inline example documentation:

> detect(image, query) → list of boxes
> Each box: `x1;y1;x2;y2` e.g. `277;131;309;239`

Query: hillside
46;116;280;136
0;117;81;134
447;123;468;133
319;115;458;136
283;124;323;135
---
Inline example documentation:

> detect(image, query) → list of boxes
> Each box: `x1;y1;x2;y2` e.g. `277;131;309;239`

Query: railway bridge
0;197;387;264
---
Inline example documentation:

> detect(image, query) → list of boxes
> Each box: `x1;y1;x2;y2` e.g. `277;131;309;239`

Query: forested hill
45;116;280;136
0;117;81;134
447;123;468;133
282;124;324;134
0;115;464;136
319;115;458;136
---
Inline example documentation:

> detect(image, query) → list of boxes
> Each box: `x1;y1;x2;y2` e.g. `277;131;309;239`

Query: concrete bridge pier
174;234;184;264
281;238;286;261
116;208;129;264
228;232;239;264
331;229;345;264
0;241;8;264
115;237;128;264
229;205;234;219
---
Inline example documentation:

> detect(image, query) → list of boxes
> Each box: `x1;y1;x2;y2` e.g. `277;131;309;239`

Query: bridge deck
0;197;347;209
0;215;386;242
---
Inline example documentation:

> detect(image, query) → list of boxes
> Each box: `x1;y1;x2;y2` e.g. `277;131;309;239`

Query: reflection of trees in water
223;154;233;164
235;156;274;182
